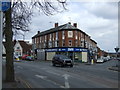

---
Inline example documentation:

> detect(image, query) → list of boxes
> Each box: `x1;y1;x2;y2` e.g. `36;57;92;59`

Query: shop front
45;47;88;62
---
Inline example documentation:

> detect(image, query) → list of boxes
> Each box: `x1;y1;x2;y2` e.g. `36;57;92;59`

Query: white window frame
56;32;58;40
45;35;46;42
68;31;73;38
75;31;78;39
53;33;54;40
62;31;65;39
62;40;65;47
68;40;72;47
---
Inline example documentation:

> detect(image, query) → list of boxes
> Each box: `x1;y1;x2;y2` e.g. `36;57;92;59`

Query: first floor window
55;41;59;47
62;40;65;47
68;40;72;47
17;47;20;49
75;40;78;47
48;41;52;48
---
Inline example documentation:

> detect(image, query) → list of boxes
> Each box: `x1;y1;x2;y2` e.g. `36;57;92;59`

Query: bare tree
3;0;67;82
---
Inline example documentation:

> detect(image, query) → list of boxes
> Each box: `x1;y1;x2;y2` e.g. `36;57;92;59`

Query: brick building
32;22;97;62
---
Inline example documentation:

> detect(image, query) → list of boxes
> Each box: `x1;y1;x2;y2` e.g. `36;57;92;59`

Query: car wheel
60;64;64;67
70;64;73;67
52;63;56;66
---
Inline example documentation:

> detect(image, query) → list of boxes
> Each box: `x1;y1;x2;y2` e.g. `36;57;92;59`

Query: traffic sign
0;0;10;12
114;47;119;52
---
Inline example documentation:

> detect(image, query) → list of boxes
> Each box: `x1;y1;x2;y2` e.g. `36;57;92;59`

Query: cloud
84;2;118;19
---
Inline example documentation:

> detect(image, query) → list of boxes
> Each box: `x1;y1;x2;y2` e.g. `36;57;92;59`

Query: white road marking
62;74;70;88
35;74;65;88
35;75;47;79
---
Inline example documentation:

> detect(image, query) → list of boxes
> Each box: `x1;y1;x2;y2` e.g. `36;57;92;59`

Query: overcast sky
16;1;118;52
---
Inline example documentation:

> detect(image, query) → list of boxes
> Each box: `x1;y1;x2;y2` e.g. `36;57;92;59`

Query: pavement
2;64;28;89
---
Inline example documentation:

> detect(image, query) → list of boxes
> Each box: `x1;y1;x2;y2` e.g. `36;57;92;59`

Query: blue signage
0;1;10;12
45;48;88;52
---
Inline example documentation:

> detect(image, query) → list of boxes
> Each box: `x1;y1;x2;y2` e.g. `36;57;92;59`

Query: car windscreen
60;55;69;59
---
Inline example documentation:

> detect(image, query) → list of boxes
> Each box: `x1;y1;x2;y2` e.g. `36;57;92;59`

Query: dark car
52;55;73;67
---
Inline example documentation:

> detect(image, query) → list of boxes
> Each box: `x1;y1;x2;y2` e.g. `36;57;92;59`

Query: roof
90;39;97;44
32;23;86;39
18;40;32;53
3;40;32;53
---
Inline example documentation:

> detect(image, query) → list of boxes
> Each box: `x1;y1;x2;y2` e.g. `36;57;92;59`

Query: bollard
91;59;94;64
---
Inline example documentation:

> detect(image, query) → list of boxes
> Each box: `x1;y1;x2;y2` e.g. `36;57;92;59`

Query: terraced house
32;22;97;62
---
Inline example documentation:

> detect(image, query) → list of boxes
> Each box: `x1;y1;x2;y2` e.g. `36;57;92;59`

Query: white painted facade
14;41;23;57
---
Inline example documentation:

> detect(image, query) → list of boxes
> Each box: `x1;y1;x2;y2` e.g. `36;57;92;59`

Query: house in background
14;40;32;57
2;40;32;58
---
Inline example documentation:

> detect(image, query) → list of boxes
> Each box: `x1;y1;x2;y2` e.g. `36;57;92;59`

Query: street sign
114;47;119;52
2;2;10;11
0;0;10;12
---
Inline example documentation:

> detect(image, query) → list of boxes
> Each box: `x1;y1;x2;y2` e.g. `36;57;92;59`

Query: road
4;59;119;88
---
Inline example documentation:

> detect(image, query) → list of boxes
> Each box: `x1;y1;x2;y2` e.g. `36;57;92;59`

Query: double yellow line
16;77;32;88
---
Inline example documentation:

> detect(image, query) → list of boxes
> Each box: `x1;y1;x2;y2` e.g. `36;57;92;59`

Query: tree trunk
4;2;15;82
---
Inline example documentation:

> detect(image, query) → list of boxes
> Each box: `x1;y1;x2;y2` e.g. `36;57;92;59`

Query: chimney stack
55;23;58;28
68;22;71;24
38;31;40;34
73;23;77;27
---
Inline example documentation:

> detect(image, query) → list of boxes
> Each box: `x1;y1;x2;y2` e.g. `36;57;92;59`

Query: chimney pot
38;31;40;34
68;22;71;24
55;23;58;28
73;23;77;27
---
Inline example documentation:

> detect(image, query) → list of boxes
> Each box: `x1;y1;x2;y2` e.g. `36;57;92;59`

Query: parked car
103;57;110;62
52;55;73;67
96;58;104;63
25;56;34;61
21;55;29;60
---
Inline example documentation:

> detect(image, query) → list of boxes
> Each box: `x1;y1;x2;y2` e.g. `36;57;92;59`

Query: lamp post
0;6;3;90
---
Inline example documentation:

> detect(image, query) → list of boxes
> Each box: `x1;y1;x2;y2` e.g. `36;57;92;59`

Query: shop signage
45;48;88;52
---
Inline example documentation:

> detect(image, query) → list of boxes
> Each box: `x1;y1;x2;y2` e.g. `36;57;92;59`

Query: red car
21;55;29;60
